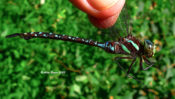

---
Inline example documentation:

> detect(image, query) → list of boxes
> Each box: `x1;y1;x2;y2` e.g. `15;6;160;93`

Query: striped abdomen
6;32;108;49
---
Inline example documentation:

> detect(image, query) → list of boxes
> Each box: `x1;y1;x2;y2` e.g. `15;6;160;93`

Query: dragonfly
6;5;155;77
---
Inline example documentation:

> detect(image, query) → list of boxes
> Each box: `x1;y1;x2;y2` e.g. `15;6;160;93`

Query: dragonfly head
144;40;156;57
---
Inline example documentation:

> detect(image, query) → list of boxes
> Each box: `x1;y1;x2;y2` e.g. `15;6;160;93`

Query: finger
88;13;119;28
70;0;124;18
69;0;125;28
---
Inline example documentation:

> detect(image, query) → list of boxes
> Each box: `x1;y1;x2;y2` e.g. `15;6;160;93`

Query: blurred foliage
0;0;175;98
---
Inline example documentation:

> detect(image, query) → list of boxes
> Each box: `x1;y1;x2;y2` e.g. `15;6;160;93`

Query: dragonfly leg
126;58;136;75
142;56;154;71
115;57;133;70
143;61;154;70
143;64;154;70
115;57;135;75
139;57;143;70
115;57;142;82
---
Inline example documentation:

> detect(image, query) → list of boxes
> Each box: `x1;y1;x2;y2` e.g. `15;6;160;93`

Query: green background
0;0;175;98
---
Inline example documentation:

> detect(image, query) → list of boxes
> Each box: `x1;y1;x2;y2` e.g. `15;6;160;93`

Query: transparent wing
100;3;131;41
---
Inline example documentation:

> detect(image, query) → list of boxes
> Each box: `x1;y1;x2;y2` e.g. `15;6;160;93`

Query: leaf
76;75;88;83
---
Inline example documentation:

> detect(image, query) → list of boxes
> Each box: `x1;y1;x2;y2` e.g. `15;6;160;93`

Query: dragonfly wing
100;3;132;41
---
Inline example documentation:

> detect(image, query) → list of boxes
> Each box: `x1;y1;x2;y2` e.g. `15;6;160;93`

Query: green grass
0;0;175;98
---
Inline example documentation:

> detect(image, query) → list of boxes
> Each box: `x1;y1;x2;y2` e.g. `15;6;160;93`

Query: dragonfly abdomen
6;32;107;48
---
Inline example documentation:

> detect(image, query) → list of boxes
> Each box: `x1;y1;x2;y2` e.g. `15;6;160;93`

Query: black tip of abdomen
6;33;20;38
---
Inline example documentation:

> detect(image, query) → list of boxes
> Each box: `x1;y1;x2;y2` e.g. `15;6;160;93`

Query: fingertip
88;0;125;28
70;0;125;28
88;14;119;29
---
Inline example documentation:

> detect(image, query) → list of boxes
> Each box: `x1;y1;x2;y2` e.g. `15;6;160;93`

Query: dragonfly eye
144;40;155;57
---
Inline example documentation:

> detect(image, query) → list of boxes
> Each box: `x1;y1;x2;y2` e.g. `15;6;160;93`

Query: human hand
69;0;125;28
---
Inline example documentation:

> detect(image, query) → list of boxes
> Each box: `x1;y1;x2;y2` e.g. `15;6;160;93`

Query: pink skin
69;0;125;28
